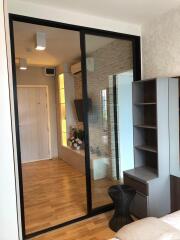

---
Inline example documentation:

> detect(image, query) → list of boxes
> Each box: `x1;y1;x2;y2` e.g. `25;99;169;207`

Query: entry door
17;86;51;163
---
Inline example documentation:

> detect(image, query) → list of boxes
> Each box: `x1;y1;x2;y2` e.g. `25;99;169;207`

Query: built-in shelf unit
132;79;158;177
124;77;178;218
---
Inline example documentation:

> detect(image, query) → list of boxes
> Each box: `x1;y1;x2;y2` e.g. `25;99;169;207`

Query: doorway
9;14;141;239
17;85;51;162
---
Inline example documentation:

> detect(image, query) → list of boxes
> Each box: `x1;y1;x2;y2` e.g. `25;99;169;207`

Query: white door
17;86;51;163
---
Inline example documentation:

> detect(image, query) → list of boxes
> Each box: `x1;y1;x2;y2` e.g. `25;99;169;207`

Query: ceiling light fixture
35;32;46;51
19;58;27;70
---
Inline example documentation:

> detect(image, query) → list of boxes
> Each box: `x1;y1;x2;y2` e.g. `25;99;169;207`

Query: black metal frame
80;32;92;213
9;13;141;240
113;75;120;180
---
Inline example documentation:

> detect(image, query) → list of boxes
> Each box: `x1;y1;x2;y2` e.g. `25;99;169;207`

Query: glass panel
13;20;87;234
85;34;134;208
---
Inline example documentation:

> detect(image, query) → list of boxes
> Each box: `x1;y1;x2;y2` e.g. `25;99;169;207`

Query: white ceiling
21;0;180;24
14;21;114;66
14;0;180;66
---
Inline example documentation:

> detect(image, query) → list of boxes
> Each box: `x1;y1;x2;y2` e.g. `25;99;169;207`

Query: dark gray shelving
135;145;157;153
134;124;157;129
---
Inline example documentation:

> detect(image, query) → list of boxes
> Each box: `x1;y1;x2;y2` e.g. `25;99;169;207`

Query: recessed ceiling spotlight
35;32;46;51
19;58;27;70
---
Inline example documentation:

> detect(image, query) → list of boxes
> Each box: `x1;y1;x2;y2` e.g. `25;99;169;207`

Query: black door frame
9;13;141;240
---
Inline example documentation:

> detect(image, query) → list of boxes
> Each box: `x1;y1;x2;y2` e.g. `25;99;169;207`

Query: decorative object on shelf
68;127;84;150
108;184;136;232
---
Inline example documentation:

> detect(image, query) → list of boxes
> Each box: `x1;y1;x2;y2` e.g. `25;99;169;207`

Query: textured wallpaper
142;7;180;79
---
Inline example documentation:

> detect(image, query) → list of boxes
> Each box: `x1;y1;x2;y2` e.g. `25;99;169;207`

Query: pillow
161;211;180;231
158;232;180;240
115;217;180;240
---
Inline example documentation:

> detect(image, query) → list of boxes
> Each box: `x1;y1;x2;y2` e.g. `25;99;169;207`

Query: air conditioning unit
71;57;94;75
44;67;56;76
71;62;81;75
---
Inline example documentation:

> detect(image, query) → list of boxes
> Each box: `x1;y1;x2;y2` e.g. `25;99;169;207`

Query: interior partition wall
9;14;141;240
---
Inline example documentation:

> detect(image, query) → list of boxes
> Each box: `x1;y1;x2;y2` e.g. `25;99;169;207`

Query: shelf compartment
135;145;157;153
133;104;157;126
134;127;157;148
134;102;156;106
133;80;156;103
134;124;157;130
134;148;158;170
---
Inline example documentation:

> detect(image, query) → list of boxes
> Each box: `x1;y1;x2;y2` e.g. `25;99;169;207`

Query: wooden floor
22;159;87;233
33;212;115;240
22;159;116;234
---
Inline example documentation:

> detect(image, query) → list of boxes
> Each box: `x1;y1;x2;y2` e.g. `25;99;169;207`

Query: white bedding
111;212;180;240
161;211;180;231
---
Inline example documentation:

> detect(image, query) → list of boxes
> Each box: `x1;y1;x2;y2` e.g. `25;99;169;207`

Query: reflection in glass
14;21;87;234
85;35;134;208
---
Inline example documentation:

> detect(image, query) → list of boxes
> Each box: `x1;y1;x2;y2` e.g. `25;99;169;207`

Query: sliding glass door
10;14;140;238
84;34;135;209
11;19;88;236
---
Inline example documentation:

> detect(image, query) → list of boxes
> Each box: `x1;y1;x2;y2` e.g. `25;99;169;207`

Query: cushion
115;217;180;240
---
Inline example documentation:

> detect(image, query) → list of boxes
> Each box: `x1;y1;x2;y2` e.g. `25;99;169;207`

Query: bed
109;211;180;240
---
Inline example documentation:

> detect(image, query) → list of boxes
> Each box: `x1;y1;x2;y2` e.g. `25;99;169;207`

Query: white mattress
110;211;180;240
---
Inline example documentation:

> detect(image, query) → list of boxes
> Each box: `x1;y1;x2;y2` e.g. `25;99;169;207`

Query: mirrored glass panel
85;35;134;208
13;21;87;234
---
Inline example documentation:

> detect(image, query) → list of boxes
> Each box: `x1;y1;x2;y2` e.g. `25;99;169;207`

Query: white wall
8;0;141;36
142;7;180;79
0;0;21;239
16;66;58;158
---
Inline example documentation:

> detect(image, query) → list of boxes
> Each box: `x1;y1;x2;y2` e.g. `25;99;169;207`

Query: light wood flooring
33;212;114;240
22;159;117;234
